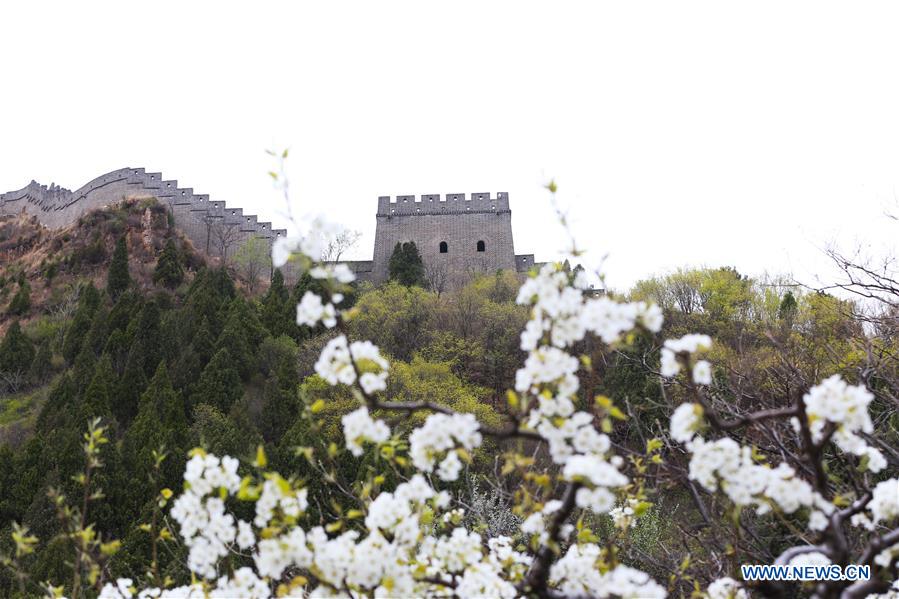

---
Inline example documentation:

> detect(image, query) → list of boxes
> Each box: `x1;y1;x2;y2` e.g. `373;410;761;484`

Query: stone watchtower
364;192;537;288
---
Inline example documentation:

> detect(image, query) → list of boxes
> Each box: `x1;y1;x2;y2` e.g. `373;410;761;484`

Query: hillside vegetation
0;200;895;597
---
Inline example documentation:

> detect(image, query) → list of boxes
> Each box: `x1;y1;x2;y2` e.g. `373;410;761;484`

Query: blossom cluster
170;453;242;579
341;406;390;456
314;335;389;394
797;374;886;473
408;412;483;481
660;333;712;380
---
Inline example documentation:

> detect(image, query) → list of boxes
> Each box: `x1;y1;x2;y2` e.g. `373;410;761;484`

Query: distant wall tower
372;192;524;287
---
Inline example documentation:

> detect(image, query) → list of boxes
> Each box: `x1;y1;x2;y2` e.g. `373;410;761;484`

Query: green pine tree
84;305;110;356
81;354;114;420
7;278;31;316
28;340;52;386
62;283;101;364
107;236;132;299
114;338;149;425
193;317;215;367
778;291;798;323
126;300;161;377
153;238;184;289
388;241;427;287
190;348;243;413
262;269;290;337
122;362;189;512
0;321;35;375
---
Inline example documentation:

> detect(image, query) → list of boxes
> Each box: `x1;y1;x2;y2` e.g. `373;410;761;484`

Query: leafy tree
388;241;427;287
153;238;184;289
189;348;243;413
233;236;272;293
7;277;31;316
107;236;132;299
0;321;35;375
62;283;101;364
349;282;435;361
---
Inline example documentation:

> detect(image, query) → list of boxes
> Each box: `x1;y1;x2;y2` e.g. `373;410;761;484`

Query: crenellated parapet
376;192;510;216
0;167;286;238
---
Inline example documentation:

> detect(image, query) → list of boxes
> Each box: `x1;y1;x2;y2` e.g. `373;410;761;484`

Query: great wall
1;168;539;288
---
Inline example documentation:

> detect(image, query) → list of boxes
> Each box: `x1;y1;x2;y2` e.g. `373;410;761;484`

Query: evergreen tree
7;277;31;316
28;340;52;386
262;269;290;337
388;241;427;287
260;335;300;441
122;363;189;512
107;289;142;336
71;339;98;391
63;283;101;364
153;238;184;288
186;268;235;334
35;374;77;433
260;373;297;442
81;354;114;420
103;329;128;374
0;321;35;375
84;304;110;356
114;338;149;425
778;291;798;323
193;317;215;367
107;236;132;299
127;300;161;377
189;348;243;413
215;298;267;379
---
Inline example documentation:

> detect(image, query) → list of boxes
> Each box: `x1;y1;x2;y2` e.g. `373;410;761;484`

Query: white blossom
341;406;390;456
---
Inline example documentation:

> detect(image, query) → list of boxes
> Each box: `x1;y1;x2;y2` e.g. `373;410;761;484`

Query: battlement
376;192;510;216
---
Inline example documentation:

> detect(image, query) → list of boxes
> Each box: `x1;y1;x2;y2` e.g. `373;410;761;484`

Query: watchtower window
476;240;486;252
439;241;448;254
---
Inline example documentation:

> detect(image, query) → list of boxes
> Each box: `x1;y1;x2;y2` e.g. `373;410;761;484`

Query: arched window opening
476;240;486;252
439;241;448;254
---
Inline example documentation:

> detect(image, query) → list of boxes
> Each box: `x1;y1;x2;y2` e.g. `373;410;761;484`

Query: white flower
437;450;464;481
660;348;680;377
670;403;703;443
272;236;300;267
808;510;829;531
341;406;390;456
409;413;482;476
314;337;389;390
869;478;899;524
296;291;337;328
692;360;712;385
563;454;629;488
575;486;616;514
99;579;134;599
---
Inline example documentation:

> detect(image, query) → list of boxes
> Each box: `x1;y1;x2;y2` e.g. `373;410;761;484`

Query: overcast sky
2;1;898;291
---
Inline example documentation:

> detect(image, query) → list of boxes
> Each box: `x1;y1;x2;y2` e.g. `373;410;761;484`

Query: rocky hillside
0;199;206;335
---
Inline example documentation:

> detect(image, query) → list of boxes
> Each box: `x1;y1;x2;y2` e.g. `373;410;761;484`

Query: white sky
2;1;898;291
